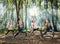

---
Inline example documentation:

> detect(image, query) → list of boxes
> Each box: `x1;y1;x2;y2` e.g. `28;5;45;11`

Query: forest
0;0;60;32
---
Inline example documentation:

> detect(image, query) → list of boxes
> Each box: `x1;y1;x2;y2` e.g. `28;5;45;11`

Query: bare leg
14;30;20;38
30;29;34;36
39;30;43;37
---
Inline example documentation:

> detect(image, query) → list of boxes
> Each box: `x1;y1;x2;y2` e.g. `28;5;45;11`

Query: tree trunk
25;0;27;29
51;0;58;31
45;0;48;9
55;0;58;31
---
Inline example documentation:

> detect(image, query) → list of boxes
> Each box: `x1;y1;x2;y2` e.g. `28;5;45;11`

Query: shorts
33;28;38;31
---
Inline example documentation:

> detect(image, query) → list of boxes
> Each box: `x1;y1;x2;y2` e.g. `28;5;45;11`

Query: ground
0;32;60;44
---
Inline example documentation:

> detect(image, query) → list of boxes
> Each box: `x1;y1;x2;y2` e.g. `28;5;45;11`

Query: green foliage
0;0;60;32
7;0;13;9
0;0;2;2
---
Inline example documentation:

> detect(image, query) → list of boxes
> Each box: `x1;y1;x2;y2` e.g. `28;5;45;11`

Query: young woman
30;19;38;35
5;20;14;36
14;19;23;38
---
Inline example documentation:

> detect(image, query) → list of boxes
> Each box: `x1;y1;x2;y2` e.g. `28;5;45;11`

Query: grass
0;27;28;34
0;27;17;34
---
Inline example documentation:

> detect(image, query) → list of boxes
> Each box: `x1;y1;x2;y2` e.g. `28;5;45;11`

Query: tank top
32;22;37;29
8;23;12;30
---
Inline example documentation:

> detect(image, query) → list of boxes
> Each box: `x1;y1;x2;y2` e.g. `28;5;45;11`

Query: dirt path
0;32;60;44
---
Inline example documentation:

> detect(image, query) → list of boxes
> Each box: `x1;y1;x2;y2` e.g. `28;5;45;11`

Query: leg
29;29;34;36
43;29;47;35
40;30;43;37
5;30;10;35
11;30;14;36
51;29;54;38
37;28;43;37
14;30;20;38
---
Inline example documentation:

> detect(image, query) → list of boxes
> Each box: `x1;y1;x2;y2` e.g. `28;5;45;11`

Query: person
14;19;23;38
43;18;54;35
5;20;14;36
30;18;39;35
30;18;43;38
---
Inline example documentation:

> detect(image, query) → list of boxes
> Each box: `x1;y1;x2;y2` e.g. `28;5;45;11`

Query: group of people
5;16;54;38
5;18;23;38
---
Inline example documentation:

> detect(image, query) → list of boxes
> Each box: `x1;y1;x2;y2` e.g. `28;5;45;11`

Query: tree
50;0;58;31
13;0;23;21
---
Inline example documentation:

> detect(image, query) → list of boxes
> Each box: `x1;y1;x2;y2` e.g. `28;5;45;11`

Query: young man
5;20;14;36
